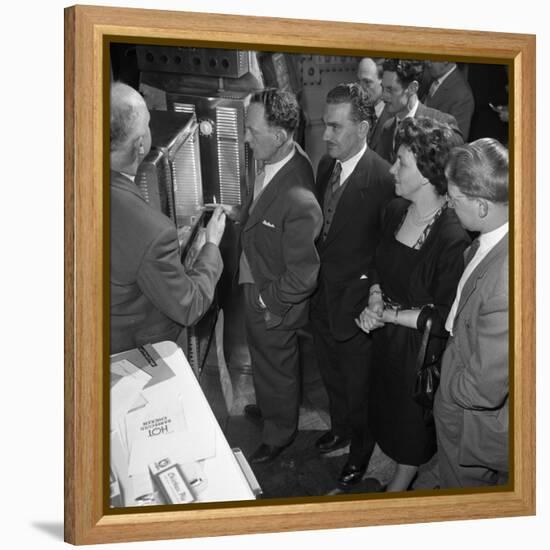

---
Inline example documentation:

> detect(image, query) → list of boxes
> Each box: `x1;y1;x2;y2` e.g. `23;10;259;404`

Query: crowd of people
110;55;509;493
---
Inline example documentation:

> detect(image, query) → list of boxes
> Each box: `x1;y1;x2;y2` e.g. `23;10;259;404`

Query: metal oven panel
137;46;250;79
136;110;203;227
167;90;253;206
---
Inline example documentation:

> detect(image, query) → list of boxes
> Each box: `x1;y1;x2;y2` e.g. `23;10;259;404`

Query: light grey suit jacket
434;232;509;484
110;171;223;354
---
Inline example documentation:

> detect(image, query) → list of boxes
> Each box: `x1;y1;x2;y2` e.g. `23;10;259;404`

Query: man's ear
408;80;420;96
358;119;369;138
478;199;489;218
275;128;288;145
130;136;143;164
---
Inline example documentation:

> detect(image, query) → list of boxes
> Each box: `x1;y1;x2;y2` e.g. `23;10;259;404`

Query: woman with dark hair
356;116;469;492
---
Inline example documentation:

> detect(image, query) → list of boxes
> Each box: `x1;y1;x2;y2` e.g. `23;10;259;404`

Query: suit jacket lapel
243;156;294;231
431;69;458;101
316;159;333;210
322;150;372;248
370;105;392;149
378;116;397;163
455;232;508;318
239;186;256;228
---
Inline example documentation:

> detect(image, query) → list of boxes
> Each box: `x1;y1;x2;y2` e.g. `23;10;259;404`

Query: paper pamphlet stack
109;344;216;507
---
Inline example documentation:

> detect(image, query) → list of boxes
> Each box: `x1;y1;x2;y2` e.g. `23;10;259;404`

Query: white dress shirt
336;142;367;187
393;99;420;148
396;97;420;125
445;222;509;335
260;146;296;190
120;172;136;182
374;99;385;119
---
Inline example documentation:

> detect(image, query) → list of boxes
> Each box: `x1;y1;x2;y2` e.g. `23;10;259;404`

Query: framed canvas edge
63;4;536;545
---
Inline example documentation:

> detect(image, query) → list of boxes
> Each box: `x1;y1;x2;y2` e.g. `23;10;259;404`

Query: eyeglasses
446;192;473;208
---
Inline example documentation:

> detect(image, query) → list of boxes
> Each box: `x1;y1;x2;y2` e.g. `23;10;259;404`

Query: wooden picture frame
64;4;536;545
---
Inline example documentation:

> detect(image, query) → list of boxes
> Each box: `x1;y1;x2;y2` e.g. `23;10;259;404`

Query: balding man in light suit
110;82;226;354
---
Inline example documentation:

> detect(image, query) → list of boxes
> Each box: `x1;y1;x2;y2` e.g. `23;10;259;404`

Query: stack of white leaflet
109;347;216;506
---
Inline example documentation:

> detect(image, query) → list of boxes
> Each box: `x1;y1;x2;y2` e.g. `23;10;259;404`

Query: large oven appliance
135;110;215;375
136;45;259;204
167;89;253;207
135;46;261;376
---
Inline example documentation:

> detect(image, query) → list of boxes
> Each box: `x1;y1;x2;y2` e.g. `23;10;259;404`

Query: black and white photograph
4;0;545;549
109;43;511;507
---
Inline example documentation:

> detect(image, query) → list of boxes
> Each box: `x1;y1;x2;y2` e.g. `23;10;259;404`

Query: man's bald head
357;57;383;104
110;82;151;175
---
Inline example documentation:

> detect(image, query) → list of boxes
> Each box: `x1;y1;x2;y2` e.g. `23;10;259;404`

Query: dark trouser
243;284;300;447
311;304;375;466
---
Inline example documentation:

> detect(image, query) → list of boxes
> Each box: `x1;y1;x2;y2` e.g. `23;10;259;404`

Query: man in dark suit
237;89;323;464
311;83;394;488
435;138;509;488
110;82;226;354
374;59;462;164
423;61;475;140
356;57;393;151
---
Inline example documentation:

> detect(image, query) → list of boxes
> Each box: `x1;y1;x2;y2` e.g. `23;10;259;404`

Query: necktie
464;238;480;266
329;161;342;194
429;79;440;98
368;112;378;143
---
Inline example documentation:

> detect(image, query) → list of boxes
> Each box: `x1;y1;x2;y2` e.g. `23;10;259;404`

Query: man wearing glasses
435;138;509;488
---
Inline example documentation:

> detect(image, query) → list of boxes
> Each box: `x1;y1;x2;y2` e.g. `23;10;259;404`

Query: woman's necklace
409;202;444;227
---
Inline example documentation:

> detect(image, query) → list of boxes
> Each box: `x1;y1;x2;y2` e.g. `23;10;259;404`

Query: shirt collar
337;142;367;185
374;99;385;118
478;221;509;252
120;171;136;183
261;144;296;188
396;97;419;122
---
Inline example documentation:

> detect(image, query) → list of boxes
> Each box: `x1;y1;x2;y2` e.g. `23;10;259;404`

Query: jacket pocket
459;407;509;472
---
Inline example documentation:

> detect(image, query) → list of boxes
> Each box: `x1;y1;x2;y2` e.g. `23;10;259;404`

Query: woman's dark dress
369;198;469;466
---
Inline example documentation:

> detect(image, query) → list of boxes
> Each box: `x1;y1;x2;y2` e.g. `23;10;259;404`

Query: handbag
412;316;441;414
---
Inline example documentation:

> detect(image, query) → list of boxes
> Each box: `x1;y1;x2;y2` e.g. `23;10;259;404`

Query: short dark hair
445;138;509;203
382;58;424;89
395;117;462;195
326;82;375;127
250;89;299;134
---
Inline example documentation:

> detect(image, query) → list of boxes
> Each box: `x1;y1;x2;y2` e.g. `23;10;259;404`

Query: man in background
374;58;462;163
435;138;509;488
311;83;394;489
423;61;475;140
356;57;393;151
110;82;226;354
